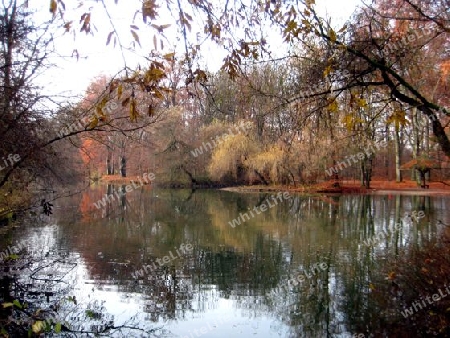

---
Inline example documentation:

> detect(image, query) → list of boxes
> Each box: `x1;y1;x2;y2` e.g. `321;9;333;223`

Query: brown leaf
63;21;72;33
142;0;159;23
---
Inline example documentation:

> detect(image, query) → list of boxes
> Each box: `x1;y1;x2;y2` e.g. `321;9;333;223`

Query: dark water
7;186;450;337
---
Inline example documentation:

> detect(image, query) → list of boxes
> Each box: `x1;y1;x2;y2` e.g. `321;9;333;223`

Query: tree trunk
2;2;16;119
120;156;126;177
411;108;419;182
394;127;402;183
181;165;198;187
360;158;372;189
106;149;113;175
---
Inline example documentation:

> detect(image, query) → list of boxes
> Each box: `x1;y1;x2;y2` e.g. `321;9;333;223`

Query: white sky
33;0;363;103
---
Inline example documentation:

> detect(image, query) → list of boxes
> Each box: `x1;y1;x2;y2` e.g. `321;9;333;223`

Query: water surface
11;187;450;337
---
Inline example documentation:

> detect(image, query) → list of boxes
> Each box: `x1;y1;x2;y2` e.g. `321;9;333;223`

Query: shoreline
95;176;450;196
221;180;450;196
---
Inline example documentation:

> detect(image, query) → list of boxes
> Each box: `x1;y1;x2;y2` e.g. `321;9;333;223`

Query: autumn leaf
49;0;57;15
142;0;159;23
117;84;123;99
194;69;207;83
357;98;368;108
329;28;337;43
151;24;171;32
130;98;139;121
96;105;103;117
163;52;175;61
387;110;408;130
131;30;141;47
153;89;164;99
89;116;99;129
327;100;338;113
323;65;333;77
342;113;363;131
80;13;91;34
63;21;72;32
211;24;221;39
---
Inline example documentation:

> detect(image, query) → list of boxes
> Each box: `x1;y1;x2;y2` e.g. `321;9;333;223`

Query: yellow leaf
96;105;103;117
130;98;139;122
327;100;338;113
323;65;332;77
32;321;45;334
89;116;99;129
369;283;376;290
163;52;175;61
49;0;57;14
342;114;353;129
358;98;367;108
329;28;337;43
100;96;108;109
117;84;123;99
387;110;408;130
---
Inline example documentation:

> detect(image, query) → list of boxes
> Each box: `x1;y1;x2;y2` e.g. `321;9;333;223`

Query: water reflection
12;188;450;337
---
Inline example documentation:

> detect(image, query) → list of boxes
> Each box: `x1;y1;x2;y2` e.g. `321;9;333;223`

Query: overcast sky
35;0;362;104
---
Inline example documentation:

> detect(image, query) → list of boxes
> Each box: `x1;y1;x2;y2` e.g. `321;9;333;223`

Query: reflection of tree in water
49;189;448;337
0;225;160;336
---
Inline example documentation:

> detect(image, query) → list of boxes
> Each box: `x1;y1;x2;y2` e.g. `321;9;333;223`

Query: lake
9;186;450;337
